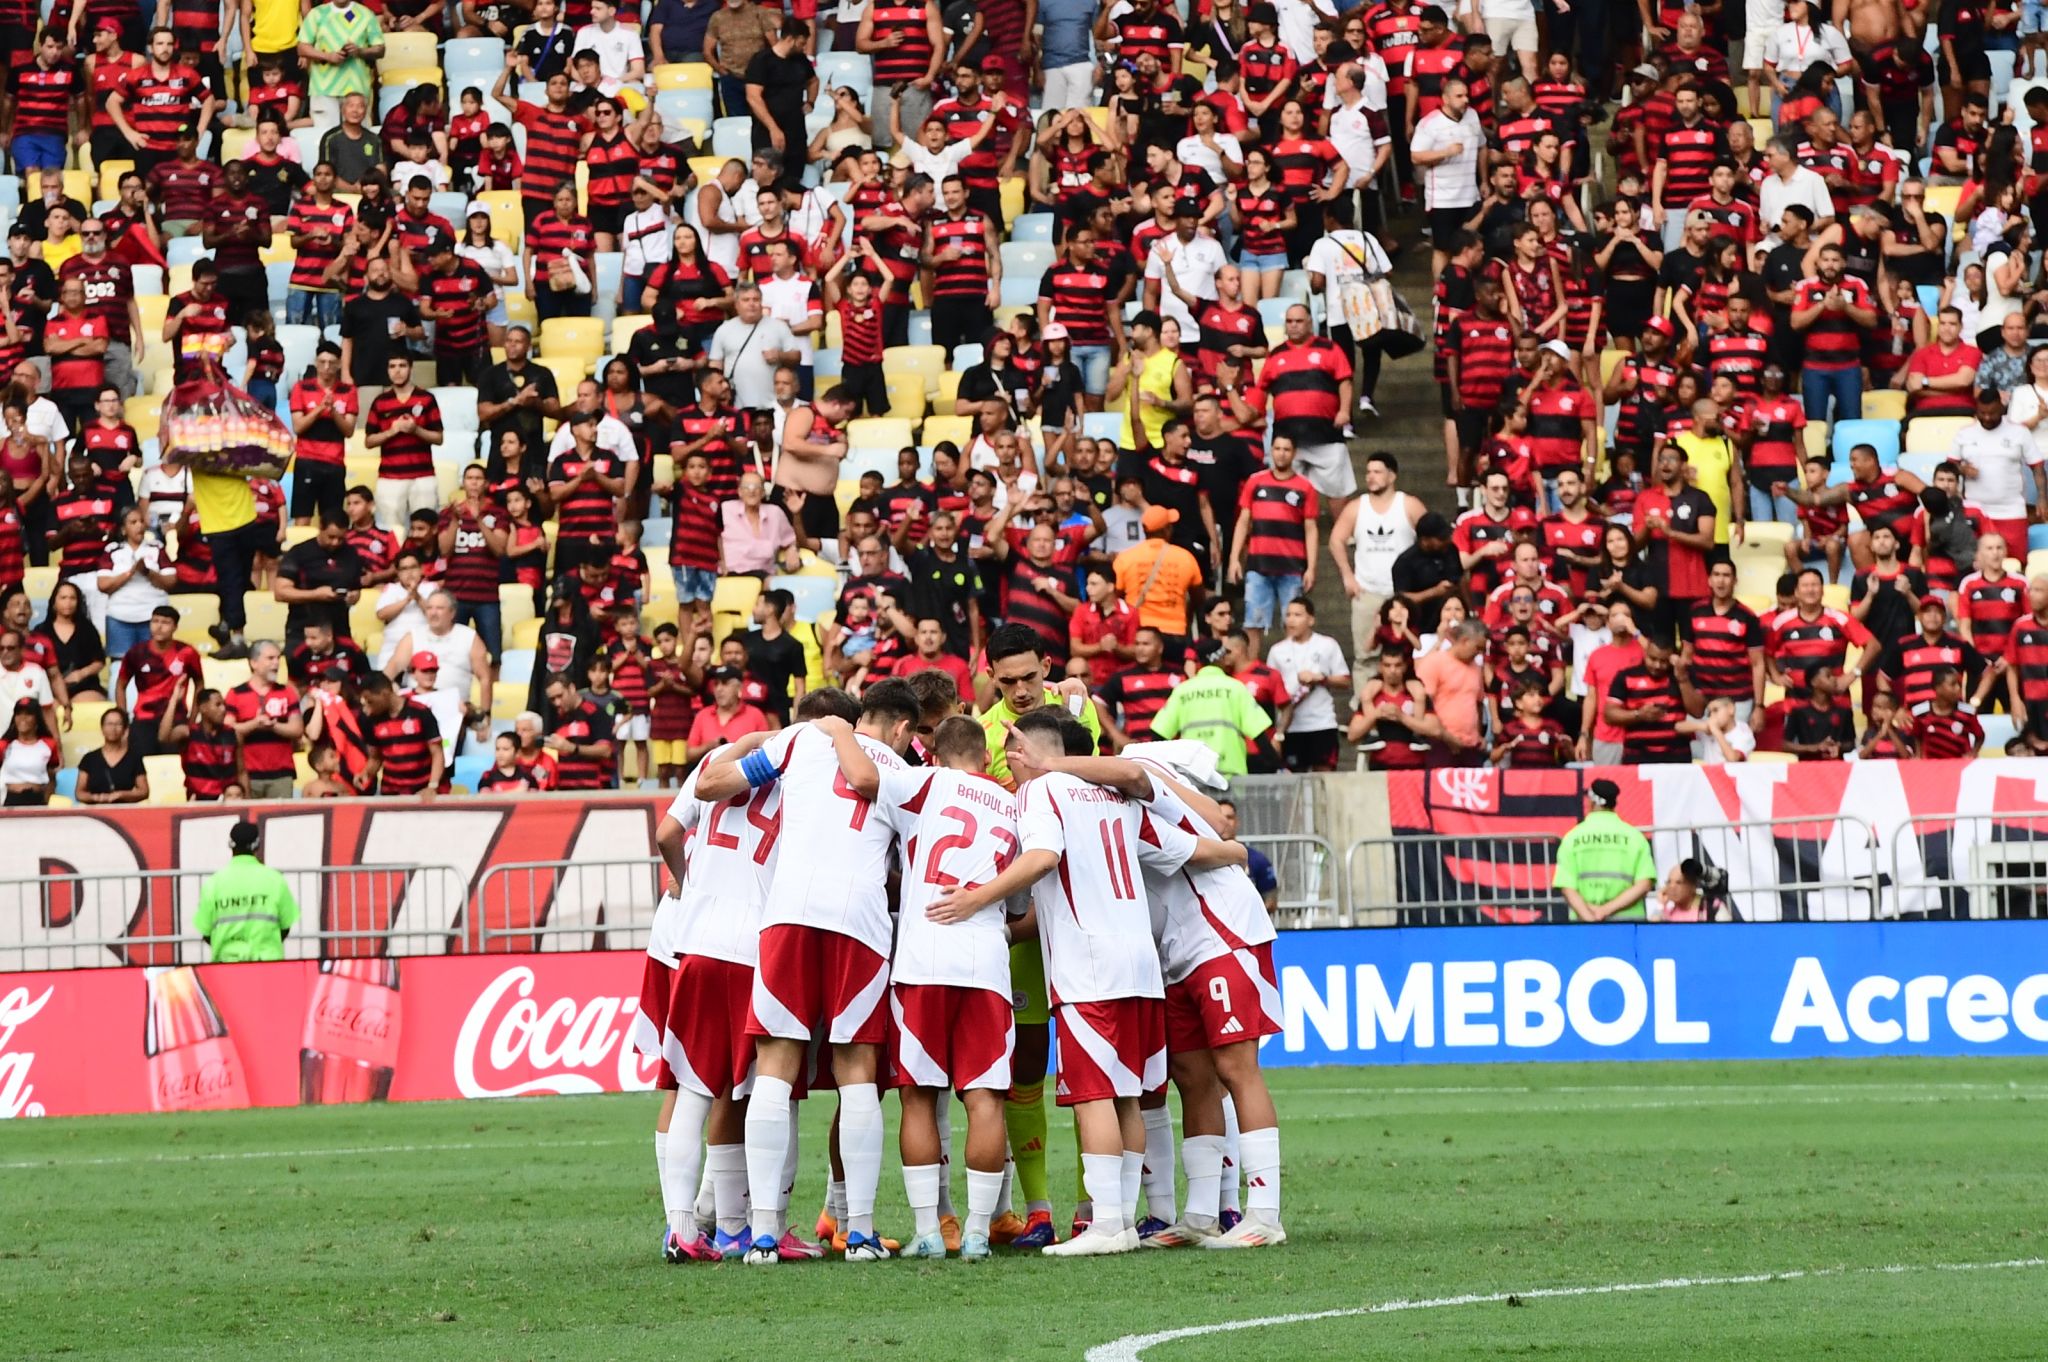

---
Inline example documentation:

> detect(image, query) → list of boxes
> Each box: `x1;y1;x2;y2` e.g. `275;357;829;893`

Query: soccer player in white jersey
696;679;922;1265
862;713;1024;1262
929;708;1246;1257
1049;744;1288;1248
641;788;699;1261
651;739;791;1261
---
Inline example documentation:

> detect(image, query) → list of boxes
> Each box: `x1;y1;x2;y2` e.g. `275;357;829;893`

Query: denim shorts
1073;344;1112;395
673;565;717;603
1244;571;1303;629
1238;251;1289;273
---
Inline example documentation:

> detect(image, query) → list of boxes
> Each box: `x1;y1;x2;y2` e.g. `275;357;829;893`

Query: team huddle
634;629;1285;1263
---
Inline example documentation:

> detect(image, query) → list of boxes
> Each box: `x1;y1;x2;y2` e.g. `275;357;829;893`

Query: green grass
7;1059;2048;1360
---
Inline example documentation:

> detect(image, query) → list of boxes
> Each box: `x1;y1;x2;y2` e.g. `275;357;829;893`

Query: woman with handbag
1304;197;1404;418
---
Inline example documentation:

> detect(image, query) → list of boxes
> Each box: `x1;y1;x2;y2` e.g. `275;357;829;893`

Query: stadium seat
443;37;506;78
1896;452;1944;484
847;417;916;453
950;344;983;373
380;30;438;69
277;324;320;383
999;275;1041;308
2030;524;2048;554
656;87;715;128
816;50;872;96
1082;411;1124;443
813;347;843;379
933;369;964;415
1834;418;1903;468
881;372;928;421
126;395;164;442
1001;242;1054;279
540;317;606;359
144;754;186;804
712;117;753;158
922;414;972;448
1256;298;1294;329
1861;390;1907;422
1011;213;1053;244
1902;416;1968;457
883;345;946;395
712;575;763;619
906;311;934;345
61;702;110;767
843;447;899;480
771;573;839;621
654;63;715;91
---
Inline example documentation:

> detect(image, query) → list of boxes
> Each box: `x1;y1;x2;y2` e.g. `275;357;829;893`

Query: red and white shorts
1166;944;1282;1056
1054;998;1166;1106
664;954;759;1099
747;924;890;1046
635;954;679;1091
890;984;1015;1092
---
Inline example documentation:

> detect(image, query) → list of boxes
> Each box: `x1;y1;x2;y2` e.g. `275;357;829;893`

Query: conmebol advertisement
6;927;2048;1120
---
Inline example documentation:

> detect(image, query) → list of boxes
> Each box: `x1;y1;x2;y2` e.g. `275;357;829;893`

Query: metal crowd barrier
1888;811;2048;921
1344;833;1567;926
1641;816;1883;922
473;857;666;953
0;864;467;971
1242;834;1346;928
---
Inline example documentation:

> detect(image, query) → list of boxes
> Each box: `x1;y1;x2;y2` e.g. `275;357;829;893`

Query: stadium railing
1888;813;2048;921
1640;817;1884;923
471;857;665;954
0;864;467;971
1344;833;1565;927
1240;834;1346;928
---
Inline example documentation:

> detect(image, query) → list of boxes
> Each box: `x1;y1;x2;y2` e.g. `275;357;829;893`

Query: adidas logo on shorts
1220;1017;1245;1036
1056;1080;1070;1097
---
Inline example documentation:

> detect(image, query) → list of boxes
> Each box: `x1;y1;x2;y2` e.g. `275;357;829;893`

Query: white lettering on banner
1357;962;1434;1050
539;807;665;951
1286;959;1708;1053
0;985;52;1118
454;966;657;1098
1774;958;2048;1045
363;807;513;946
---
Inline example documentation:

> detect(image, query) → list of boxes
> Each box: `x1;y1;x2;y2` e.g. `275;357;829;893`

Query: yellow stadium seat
1801;424;1828;462
611;314;653;354
824;310;842;349
1922;184;1962;222
499;583;536;636
126;395;164;442
242;593;288;641
654;63;714;91
505;291;538;328
536;357;590;416
834;478;859;514
1862;389;1906;422
934;369;963;415
1821;583;1850;611
98;159;135;200
31;168;92;205
1085;107;1110;136
138;294;169;335
202;657;251;691
847;417;915;451
218;128;254;163
1749;750;1796;763
475;189;522;246
1906;416;1970;454
1000;177;1025;225
61;702;110;767
380;31;439;70
642;598;680;630
921;414;972;448
882;344;946;394
881;371;928;421
1745;117;1773;146
144;754;186;804
168;264;193;296
259;233;295;266
540;316;606;359
712;575;763;615
688;156;726;187
510;616;544;650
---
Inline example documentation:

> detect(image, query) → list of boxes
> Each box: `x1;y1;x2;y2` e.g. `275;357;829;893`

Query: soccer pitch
7;1059;2047;1360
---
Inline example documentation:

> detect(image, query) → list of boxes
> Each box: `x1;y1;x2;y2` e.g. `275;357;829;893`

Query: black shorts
1427;205;1471;242
291;459;347;521
772;482;840;540
588;200;626;235
1453;407;1491;452
1939;46;1992;85
838;360;889;418
1283;728;1342;772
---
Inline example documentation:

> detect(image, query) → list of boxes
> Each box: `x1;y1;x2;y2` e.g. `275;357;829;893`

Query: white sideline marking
1292;1088;2048;1120
0;1137;637;1172
1083;1258;2048;1361
1297;1080;2048;1097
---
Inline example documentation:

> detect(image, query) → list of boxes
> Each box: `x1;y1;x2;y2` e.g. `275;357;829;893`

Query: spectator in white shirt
1266;596;1351;771
894;98;997;183
1682;696;1756;763
1758;136;1836;240
575;0;648;84
1144;206;1229;342
1410;76;1483;274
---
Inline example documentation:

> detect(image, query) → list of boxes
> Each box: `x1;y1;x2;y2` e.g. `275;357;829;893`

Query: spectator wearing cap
1115;503;1204;644
687;664;773;764
1149;636;1273;779
1552;780;1657;923
418;231;499;389
298;0;387;124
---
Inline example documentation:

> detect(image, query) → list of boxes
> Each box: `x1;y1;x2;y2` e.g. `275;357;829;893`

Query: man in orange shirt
1414;618;1487;762
1112;505;1203;649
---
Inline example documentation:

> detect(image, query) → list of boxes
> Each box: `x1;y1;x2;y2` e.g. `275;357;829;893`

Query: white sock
934;1101;956;1218
1220;1097;1242;1215
966;1168;1003;1240
663;1090;712;1237
777;1102;800;1236
708;1143;749;1237
1119;1149;1143;1228
695;1151;716;1225
654;1131;677;1232
1141;1106;1176;1223
1081;1153;1125;1235
744;1077;793;1241
903;1162;942;1237
826;1178;847;1221
841;1082;885;1237
1240;1125;1281;1219
1181;1134;1225;1228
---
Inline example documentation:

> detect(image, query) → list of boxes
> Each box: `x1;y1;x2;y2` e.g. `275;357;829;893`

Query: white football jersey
879;765;1020;996
758;724;908;956
1017;772;1200;1004
646;770;709;968
1132;765;1277;984
676;761;785;967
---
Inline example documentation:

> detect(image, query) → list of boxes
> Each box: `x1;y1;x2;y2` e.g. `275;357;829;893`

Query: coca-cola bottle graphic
299;958;402;1104
143;966;250;1113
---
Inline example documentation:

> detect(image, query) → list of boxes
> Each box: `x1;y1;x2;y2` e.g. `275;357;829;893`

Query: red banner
0;795;669;967
0;952;662;1119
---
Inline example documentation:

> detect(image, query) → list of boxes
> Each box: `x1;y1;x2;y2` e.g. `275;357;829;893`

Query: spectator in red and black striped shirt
1605;631;1699;764
359;671;446;797
418;234;498;387
159;681;242;801
366;355;445;525
1909;665;1985;759
1680;560;1765;717
542;668;615;790
1094;627;1180;748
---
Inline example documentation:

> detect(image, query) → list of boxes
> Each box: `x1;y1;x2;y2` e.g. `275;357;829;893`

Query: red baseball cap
1643;315;1676;338
411;650;440;672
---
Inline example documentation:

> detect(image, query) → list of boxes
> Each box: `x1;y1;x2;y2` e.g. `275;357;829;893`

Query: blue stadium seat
1083;412;1124;443
1256;297;1295;329
1000;242;1054;278
443;38;507;84
906;311;933;345
813;347;843;378
816;51;872;97
1831;418;1900;470
451;753;492;793
54;768;77;801
712;117;753;158
952;343;983;370
500;649;537;685
265;260;293;308
166;237;208;268
2029;523;2048;554
999;275;1041;308
656;88;715;127
277;324;320;383
1011;214;1054;243
642;517;671;550
770;573;839;621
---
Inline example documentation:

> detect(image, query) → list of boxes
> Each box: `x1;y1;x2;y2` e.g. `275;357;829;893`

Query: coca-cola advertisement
0;952;659;1120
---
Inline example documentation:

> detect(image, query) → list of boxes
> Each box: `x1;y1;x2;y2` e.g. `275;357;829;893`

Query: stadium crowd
1;0;2045;813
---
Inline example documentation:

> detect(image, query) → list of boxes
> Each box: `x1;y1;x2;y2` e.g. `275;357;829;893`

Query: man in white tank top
1328;451;1422;682
385;591;494;746
690;159;748;275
